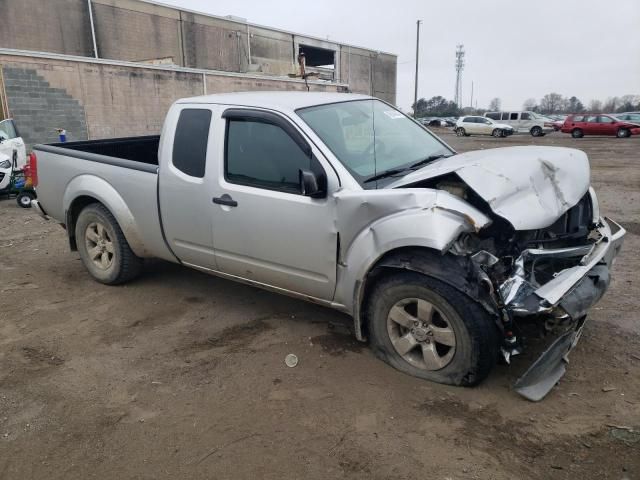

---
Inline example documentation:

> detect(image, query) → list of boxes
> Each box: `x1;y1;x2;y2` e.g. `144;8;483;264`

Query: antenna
454;44;465;108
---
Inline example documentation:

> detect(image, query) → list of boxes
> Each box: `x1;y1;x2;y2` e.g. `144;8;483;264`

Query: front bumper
499;217;626;400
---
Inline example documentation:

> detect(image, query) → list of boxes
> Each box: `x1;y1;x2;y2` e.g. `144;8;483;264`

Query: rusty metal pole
413;20;421;116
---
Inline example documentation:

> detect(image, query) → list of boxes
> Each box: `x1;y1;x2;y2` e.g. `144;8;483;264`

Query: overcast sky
162;0;640;111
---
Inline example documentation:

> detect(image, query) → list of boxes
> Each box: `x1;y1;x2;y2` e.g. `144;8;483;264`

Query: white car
0;119;27;169
455;116;514;137
0;152;13;190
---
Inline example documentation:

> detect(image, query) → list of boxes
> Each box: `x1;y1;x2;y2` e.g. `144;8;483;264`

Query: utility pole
470;81;474;111
413;20;422;117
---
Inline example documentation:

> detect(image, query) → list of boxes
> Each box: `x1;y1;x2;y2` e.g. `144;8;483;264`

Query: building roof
178;91;373;110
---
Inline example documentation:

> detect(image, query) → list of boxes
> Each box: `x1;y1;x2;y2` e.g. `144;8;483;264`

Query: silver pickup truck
32;92;625;400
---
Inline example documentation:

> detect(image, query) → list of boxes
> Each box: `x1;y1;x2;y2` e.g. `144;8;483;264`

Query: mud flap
514;317;586;401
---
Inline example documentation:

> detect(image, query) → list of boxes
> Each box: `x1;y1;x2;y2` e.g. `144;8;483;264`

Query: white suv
455;116;514;137
485;111;554;137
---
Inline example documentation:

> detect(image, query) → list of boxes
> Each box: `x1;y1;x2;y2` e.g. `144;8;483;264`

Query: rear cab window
173;109;212;178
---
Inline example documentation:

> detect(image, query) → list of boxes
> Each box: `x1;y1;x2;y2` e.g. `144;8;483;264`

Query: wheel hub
412;326;430;342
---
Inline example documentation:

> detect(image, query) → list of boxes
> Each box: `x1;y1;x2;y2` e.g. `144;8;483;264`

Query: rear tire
572;128;584;138
366;271;498;386
617;128;630;138
531;126;542;137
75;203;142;285
456;127;466;137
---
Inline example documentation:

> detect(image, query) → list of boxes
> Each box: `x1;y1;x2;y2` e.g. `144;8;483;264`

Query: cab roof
177;91;374;111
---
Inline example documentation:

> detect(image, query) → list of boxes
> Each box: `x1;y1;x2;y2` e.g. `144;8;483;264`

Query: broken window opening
298;45;335;69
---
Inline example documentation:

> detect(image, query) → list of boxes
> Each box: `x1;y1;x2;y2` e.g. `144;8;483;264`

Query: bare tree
489;98;501;111
602;96;620;113
618;94;640;112
539;93;564;114
588;99;603;113
523;98;538;111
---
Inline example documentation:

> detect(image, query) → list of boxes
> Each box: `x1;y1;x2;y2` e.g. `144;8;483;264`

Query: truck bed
32;135;174;262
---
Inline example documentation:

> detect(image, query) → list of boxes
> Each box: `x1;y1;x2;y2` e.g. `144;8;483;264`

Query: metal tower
454;45;465;108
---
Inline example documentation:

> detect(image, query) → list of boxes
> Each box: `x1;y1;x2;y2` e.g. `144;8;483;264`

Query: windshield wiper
363;167;411;183
363;154;452;184
409;154;450;170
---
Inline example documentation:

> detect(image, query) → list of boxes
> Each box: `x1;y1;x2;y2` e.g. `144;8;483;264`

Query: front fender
333;188;491;337
63;174;150;257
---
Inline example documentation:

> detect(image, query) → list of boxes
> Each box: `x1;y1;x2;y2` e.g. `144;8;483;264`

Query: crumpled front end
456;188;626;400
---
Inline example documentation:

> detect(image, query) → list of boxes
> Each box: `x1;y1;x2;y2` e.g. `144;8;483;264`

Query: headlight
0;160;11;169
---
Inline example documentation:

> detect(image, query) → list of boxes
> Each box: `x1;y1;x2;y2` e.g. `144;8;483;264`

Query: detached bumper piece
499;218;626;400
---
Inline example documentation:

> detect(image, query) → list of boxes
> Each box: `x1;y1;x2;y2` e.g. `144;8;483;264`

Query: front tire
492;129;502;137
366;271;498;386
75;203;142;285
572;128;584;138
617;128;630;138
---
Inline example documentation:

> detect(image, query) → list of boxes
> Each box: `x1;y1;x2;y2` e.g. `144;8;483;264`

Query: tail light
27;152;38;187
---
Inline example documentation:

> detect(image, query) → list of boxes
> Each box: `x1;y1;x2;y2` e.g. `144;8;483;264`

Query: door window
173;109;212;178
521;113;531;120
572;115;584;122
501;112;510;120
510;113;519;120
597;116;614;123
585;115;598;123
485;113;500;120
225;119;313;194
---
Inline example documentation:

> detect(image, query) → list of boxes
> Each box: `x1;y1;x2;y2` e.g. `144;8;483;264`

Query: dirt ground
1;131;639;480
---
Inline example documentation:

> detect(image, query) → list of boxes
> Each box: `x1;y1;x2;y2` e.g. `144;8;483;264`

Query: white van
484;111;554;137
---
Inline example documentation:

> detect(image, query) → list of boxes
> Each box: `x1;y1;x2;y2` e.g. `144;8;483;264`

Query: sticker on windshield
383;110;404;119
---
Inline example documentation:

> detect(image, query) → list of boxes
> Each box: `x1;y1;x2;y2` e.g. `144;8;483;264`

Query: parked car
560;114;638;138
614;112;640;124
485;111;554;136
0;152;12;190
32;92;625;400
0;118;27;169
455;116;514;137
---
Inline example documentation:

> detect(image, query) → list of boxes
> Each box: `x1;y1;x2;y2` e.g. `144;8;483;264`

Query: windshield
297;99;453;187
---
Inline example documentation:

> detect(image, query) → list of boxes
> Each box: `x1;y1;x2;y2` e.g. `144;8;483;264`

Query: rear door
209;107;339;300
583;115;599;135
158;106;218;267
520;112;534;132
477;117;494;134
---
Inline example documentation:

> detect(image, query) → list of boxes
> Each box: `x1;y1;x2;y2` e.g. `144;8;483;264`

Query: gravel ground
0;131;639;479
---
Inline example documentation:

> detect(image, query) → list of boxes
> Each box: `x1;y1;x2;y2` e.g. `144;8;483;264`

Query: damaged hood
387;146;590;230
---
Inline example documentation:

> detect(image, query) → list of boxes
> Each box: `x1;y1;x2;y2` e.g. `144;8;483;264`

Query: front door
210;108;338;300
596;115;616;135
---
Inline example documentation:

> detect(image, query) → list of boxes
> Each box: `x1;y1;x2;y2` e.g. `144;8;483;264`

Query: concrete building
0;0;397;146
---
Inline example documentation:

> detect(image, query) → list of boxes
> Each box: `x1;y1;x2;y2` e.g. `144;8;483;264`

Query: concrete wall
0;0;94;57
0;53;345;146
92;0;184;64
0;0;397;103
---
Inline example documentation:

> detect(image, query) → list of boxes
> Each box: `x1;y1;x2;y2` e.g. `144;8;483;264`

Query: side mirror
299;169;326;198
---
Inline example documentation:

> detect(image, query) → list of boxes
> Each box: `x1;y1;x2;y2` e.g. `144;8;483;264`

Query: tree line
413;94;639;117
521;94;639;115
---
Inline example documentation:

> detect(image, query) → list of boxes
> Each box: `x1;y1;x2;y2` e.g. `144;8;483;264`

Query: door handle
212;194;238;207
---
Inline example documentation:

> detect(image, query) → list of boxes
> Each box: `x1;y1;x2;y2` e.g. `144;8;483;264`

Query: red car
561;114;639;138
